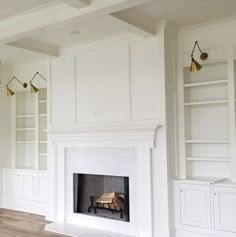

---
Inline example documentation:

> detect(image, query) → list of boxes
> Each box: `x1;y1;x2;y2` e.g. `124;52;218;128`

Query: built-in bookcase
183;61;232;178
12;88;47;170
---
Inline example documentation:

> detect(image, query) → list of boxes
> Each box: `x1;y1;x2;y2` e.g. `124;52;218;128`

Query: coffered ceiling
1;0;236;64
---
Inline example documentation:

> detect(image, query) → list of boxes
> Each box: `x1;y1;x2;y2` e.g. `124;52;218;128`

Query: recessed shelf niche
13;88;47;170
183;61;231;179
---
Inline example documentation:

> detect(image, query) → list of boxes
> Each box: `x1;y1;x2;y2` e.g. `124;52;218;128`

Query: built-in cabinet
2;168;48;215
3;86;48;215
13;88;47;170
181;61;232;179
175;180;236;236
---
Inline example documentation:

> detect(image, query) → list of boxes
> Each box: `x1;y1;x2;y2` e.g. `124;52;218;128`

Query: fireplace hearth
73;173;130;222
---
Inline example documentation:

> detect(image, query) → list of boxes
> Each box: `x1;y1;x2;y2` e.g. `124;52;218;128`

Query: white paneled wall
50;55;76;125
49;37;162;130
76;43;130;123
131;37;160;120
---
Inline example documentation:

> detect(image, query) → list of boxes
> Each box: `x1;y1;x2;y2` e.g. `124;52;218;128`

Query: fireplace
73;173;130;222
45;127;162;237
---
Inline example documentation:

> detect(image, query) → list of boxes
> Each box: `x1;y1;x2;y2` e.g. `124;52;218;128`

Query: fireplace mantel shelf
48;120;163;143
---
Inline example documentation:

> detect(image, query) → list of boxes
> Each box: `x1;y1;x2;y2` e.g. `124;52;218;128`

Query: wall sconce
30;72;47;94
6;77;27;97
190;41;208;72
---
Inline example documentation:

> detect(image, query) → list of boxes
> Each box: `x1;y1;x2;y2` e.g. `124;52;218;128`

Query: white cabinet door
21;173;35;200
214;186;236;232
36;174;48;203
180;184;211;228
5;171;20;198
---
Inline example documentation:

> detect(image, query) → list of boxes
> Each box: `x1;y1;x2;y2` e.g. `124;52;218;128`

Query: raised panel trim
180;184;212;229
214;186;236;232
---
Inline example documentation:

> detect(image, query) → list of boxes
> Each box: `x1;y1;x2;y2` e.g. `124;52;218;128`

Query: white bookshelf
12;88;47;170
182;61;232;179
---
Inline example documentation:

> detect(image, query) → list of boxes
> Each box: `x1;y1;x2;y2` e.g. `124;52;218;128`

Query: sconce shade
190;57;202;72
7;87;15;97
190;41;208;72
30;83;39;94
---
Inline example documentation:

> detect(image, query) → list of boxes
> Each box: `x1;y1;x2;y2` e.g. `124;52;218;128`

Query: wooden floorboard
0;209;67;237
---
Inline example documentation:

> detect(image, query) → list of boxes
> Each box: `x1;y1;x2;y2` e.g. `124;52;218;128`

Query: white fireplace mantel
45;123;170;237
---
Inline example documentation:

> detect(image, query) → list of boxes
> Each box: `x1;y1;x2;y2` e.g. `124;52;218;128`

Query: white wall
48;37;163;130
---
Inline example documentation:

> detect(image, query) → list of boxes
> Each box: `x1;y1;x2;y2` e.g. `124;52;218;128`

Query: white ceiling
27;15;133;48
1;0;236;64
132;0;236;27
0;0;54;20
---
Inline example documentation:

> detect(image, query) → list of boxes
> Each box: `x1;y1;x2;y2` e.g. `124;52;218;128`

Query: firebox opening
73;173;130;222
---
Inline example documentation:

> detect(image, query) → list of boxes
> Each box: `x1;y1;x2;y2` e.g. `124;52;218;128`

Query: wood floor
0;209;67;237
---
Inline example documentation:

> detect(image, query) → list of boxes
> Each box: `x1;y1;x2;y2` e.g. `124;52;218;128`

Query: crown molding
179;16;236;36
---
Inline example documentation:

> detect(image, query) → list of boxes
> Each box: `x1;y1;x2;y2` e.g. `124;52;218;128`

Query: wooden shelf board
16;128;36;131
39;100;47;104
184;79;228;88
39;141;47;144
186;157;231;162
16;115;35;119
185;140;230;144
39;114;47;117
39;153;48;156
184;100;228;106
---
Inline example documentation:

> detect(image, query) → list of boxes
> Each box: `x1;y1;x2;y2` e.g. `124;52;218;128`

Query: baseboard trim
176;228;236;237
2;197;46;216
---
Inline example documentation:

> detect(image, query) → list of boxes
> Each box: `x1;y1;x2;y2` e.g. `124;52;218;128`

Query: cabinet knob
180;189;183;193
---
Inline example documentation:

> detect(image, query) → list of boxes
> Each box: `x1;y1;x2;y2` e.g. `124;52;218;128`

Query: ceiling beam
58;0;88;9
112;9;156;37
0;0;151;45
7;39;59;57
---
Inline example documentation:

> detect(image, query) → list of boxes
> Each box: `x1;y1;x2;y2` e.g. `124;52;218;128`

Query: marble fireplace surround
45;123;164;237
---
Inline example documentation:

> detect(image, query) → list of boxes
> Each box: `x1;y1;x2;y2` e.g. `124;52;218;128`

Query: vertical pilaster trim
128;43;133;121
12;96;16;168
74;55;77;124
35;93;39;170
227;45;236;181
176;36;186;179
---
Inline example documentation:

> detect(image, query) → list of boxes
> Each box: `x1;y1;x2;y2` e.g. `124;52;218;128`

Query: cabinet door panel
5;171;20;198
180;184;211;228
214;186;236;232
21;173;34;200
36;175;48;203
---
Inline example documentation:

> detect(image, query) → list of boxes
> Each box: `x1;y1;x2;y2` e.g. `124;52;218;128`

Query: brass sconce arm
190;41;208;72
30;72;47;94
6;76;28;97
6;76;27;89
